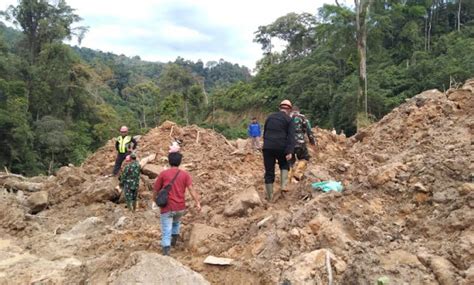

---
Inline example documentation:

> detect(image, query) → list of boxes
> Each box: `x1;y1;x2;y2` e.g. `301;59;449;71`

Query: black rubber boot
171;234;179;246
162;246;171;256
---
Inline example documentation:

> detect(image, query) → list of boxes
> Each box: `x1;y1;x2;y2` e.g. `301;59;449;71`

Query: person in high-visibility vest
113;126;137;176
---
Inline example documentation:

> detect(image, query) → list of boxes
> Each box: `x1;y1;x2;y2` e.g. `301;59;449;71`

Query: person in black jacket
262;99;296;201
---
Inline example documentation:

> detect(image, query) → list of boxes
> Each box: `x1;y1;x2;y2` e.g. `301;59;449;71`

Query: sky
0;0;342;69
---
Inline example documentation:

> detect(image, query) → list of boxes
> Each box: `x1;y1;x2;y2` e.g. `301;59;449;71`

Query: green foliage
222;0;474;136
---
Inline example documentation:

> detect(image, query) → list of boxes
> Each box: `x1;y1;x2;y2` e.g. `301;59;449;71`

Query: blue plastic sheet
311;181;344;193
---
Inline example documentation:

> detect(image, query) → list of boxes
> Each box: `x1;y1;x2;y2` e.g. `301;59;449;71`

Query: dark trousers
263;149;289;184
289;144;310;167
113;152;129;175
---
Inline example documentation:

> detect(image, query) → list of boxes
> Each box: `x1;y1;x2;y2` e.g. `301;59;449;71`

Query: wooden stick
326;251;333;285
169;126;174;139
196;131;200;144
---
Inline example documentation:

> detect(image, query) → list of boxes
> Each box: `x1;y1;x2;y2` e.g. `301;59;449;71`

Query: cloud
0;0;350;69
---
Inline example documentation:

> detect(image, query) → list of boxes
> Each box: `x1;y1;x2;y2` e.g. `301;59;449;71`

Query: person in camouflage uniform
119;153;141;212
289;106;316;182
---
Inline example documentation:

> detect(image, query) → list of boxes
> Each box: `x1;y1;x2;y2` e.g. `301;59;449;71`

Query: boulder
60;217;104;241
281;249;346;284
418;253;457;285
142;164;163;179
368;163;403;187
64;174;86;188
224;188;262;217
80;177;119;205
112;251;209;285
27;191;48;214
188;223;224;251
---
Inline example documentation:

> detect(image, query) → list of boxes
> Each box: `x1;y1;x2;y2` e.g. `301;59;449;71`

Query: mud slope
0;79;472;284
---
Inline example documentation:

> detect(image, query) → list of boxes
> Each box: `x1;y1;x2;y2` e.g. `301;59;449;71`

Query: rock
64;174;86;187
112;251;209;285
80;177;119;205
232;138;249;154
289;228;300;240
308;166;332;181
281;249;346;284
60;217;104;241
307;215;352;255
257;215;273;228
203;256;233;266
188;223;224;251
224;187;262;217
412;182;429;193
418;253;457;285
381;250;423;270
368;163;403;187
114;216;128;229
141;164;163;179
458;183;474;196
464;265;474;285
27;191;48;214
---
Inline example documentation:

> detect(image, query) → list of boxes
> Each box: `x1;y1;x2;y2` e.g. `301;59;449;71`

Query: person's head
279;99;292;114
119;125;128;136
168;152;182;167
251;117;257;123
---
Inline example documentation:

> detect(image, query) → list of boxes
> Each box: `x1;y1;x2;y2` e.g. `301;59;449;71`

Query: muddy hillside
1;79;473;284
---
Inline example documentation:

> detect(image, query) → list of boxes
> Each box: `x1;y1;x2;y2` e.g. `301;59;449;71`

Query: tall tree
2;0;87;63
354;0;372;129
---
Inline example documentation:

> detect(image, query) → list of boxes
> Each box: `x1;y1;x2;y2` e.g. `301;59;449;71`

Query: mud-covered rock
27;191;48;214
224;187;262;217
111;251;209;285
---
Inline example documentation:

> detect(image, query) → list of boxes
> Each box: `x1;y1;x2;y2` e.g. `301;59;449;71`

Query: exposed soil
0;80;473;284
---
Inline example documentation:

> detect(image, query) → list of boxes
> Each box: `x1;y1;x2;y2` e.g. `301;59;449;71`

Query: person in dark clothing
112;126;137;176
288;106;316;182
262;99;296;201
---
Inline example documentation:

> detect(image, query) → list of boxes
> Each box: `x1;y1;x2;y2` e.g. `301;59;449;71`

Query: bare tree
457;0;462;32
354;0;372;129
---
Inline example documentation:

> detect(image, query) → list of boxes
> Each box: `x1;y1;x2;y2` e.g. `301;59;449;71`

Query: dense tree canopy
1;0;473;175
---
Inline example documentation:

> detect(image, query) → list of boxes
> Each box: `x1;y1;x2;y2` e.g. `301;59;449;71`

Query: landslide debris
0;79;472;284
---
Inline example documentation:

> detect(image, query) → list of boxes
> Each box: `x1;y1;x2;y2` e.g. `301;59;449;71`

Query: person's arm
188;186;201;211
247;124;251;137
115;139;119;152
257;124;262;137
131;137;138;150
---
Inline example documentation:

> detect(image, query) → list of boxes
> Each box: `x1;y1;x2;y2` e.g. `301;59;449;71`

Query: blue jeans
160;210;185;247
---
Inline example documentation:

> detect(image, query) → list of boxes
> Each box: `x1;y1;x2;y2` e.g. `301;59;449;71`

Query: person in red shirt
152;152;201;256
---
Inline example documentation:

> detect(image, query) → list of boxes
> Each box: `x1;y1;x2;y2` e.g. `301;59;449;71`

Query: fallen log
1;178;43;192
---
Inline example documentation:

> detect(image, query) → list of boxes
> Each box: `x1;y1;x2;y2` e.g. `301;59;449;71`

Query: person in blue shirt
247;117;262;150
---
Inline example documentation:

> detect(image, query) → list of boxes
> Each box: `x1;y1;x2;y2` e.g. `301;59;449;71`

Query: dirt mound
0;80;472;284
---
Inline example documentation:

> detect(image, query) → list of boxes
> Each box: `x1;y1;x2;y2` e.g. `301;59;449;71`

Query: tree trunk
184;100;189;125
142;106;147;129
457;0;462;32
355;0;371;130
428;1;434;51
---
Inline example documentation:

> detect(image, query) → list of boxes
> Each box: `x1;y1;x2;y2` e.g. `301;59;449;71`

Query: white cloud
0;0;352;68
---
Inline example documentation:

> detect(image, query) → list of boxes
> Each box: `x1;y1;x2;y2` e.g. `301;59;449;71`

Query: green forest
1;0;473;175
